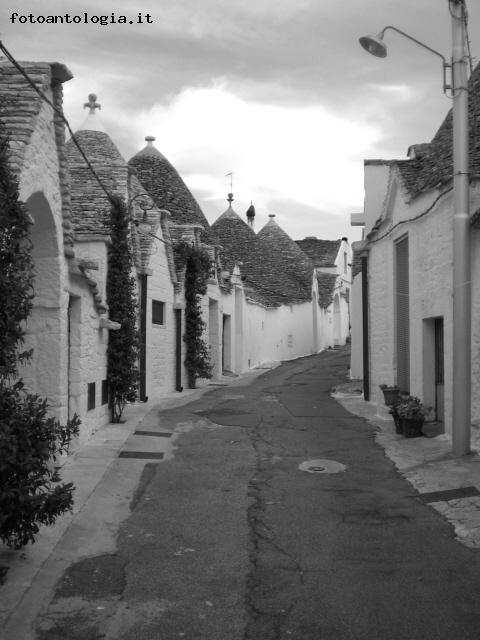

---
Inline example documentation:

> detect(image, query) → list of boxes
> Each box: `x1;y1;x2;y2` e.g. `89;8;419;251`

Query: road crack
243;417;304;640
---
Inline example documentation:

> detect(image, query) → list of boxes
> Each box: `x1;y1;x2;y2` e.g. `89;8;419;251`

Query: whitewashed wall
143;234;177;398
68;241;110;442
18;96;69;424
350;272;363;379
365;166;480;435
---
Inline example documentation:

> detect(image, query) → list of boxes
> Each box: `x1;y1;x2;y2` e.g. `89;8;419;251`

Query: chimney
246;202;256;229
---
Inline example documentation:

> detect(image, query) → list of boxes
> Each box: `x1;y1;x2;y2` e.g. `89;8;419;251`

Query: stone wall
1;62;71;426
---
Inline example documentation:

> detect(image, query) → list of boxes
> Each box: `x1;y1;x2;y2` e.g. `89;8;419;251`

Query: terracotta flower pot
390;409;402;434
400;418;424;438
381;387;400;407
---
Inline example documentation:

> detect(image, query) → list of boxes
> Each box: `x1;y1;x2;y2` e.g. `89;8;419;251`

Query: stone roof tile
393;61;480;199
316;272;338;309
212;204;256;272
67;129;128;239
254;218;313;305
128;138;215;244
213;211;314;306
211;205;271;305
295;238;341;267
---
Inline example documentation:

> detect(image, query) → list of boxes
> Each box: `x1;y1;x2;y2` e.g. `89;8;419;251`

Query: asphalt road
35;347;480;639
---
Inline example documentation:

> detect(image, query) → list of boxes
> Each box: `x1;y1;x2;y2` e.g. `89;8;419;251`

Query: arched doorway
22;192;66;417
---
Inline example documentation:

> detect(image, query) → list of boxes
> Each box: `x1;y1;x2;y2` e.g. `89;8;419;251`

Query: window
101;379;109;405
87;382;96;411
152;300;165;325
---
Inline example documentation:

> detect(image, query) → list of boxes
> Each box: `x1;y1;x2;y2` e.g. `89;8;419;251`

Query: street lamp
359;26;452;93
360;0;471;456
128;193;171;245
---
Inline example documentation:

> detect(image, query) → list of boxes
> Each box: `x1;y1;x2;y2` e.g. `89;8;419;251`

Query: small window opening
87;382;96;411
152;300;165;325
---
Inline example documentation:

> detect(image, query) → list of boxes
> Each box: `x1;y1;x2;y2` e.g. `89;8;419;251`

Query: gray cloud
2;0;479;239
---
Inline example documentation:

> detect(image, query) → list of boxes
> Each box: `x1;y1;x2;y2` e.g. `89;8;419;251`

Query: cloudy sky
1;0;479;242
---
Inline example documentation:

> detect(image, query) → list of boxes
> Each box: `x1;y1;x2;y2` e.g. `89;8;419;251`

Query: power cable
366;185;453;244
0;41;116;204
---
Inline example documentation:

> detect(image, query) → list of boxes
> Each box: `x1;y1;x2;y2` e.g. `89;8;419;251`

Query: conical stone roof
67;113;128;238
128;137;214;243
212;201;265;304
214;208;314;306
255;217;314;305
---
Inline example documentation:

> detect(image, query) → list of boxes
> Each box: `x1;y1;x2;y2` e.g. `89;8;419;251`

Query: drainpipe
175;308;183;391
361;255;370;401
139;274;148;401
451;0;470;456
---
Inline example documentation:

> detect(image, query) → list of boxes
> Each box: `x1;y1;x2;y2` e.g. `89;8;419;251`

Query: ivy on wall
174;242;213;388
106;196;140;422
0;122;80;550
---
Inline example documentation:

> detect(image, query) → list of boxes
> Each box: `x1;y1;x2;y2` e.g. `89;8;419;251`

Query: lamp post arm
381;25;451;92
380;26;447;63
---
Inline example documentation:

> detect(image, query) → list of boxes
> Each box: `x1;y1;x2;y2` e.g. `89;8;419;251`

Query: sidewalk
0;366;273;637
333;383;480;550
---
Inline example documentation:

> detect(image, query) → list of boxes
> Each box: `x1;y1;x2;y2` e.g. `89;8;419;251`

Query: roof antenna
225;171;233;193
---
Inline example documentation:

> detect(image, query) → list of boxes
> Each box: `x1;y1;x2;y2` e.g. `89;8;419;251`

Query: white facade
360;157;480;436
3;59;352;449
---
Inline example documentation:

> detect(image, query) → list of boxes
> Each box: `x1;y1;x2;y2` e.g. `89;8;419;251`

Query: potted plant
388;406;403;435
379;383;400;408
396;396;430;438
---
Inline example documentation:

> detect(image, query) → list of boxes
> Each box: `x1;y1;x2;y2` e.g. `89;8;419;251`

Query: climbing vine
0;121;80;549
106;196;140;422
174;242;213;388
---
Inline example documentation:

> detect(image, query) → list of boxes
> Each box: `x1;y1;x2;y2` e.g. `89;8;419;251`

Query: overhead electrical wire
0;40;115;204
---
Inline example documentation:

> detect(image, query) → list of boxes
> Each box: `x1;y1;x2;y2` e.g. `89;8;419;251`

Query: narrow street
35;347;480;639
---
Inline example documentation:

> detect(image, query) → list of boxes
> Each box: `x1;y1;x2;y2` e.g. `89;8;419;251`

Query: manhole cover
298;459;347;474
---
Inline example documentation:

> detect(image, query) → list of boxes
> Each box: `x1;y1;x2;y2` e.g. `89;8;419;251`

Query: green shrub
0;382;80;549
174;242;213;388
107;196;139;421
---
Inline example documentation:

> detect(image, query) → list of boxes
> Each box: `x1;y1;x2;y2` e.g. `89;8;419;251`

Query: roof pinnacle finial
268;213;276;219
83;93;101;114
145;136;156;144
227;192;234;205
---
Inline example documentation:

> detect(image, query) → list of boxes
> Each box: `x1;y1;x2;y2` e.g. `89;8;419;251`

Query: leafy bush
0;382;80;548
107;196;139;421
0;121;80;549
396;396;430;421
